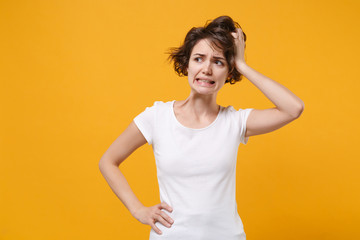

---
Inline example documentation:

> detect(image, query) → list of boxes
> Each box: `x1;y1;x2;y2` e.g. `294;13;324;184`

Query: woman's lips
196;78;215;87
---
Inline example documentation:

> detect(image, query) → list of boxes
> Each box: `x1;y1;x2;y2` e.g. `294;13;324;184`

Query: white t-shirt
133;100;254;240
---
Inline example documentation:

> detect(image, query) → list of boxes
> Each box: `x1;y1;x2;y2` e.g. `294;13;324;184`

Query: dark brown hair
167;15;247;84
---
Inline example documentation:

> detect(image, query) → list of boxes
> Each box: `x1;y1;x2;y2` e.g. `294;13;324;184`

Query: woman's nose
202;62;212;75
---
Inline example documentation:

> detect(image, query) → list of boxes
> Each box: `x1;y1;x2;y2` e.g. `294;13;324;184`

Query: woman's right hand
132;202;174;235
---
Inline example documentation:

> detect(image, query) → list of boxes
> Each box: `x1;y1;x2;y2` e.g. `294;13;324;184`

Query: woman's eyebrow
193;53;225;60
213;56;225;60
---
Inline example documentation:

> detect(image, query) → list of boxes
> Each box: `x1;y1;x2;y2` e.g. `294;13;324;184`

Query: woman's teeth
197;79;215;84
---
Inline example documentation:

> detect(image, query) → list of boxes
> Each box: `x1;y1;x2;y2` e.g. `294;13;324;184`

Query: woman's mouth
196;78;215;86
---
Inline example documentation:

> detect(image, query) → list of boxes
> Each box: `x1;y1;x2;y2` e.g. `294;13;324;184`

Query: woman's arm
232;29;305;137
99;121;174;235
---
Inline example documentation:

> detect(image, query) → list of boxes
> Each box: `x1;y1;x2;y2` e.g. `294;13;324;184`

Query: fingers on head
236;28;246;41
232;28;244;39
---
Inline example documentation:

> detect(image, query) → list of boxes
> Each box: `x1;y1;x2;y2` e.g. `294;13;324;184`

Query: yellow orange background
1;0;359;239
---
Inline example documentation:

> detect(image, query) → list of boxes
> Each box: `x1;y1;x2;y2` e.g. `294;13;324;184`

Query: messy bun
167;16;246;84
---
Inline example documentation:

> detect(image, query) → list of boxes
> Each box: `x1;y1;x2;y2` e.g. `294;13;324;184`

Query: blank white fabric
133;100;253;240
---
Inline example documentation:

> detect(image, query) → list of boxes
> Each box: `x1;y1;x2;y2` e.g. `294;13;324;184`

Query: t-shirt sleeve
238;108;254;145
133;102;158;145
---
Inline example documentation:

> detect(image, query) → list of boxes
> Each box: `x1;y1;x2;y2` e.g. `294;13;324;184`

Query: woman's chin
191;87;220;96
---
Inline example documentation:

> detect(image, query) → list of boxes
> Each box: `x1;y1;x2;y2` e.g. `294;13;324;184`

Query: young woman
99;16;304;240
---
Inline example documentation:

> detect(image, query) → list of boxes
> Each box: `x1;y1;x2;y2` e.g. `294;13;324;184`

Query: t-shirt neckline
170;100;222;131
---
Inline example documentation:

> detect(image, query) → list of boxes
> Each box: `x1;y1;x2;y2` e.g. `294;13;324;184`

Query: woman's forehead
191;39;225;57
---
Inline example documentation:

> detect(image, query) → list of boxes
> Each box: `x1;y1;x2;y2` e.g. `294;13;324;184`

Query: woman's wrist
130;203;145;217
235;61;248;74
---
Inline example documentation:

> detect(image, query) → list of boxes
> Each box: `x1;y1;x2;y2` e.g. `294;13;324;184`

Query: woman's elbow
292;102;305;119
99;156;116;172
98;157;107;173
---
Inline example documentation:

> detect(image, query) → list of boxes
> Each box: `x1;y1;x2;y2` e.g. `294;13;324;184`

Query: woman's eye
194;57;202;62
215;60;224;66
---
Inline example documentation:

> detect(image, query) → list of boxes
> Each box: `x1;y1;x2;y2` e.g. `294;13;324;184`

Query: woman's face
187;38;229;96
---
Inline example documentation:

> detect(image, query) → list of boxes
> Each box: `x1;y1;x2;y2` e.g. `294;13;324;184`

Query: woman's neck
177;93;219;117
